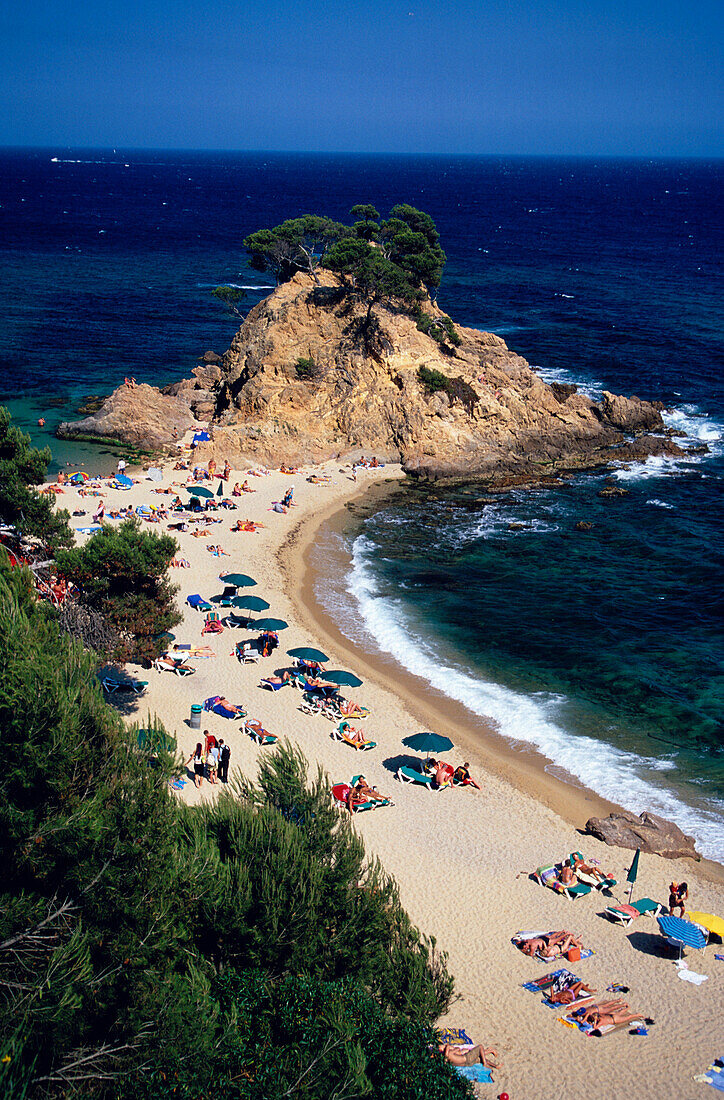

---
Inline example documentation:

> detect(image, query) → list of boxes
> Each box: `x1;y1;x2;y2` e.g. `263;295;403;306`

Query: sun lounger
244;718;278;745
259;678;287;691
214;586;237;607
396;765;436;789
153;656;196;676
603;898;664;926
331;779;392;813
186;594;212;612
534;864;593;899
569;852;617;890
332;723;376;751
227;613;252;628
236;644;259;663
102;676;148;695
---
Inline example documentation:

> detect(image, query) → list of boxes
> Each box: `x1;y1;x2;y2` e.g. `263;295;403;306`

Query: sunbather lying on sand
571;1001;652;1030
213;697;245;716
260;671;293;687
339;722;371;747
547;980;596;1005
438;1044;502;1070
519;931;583;959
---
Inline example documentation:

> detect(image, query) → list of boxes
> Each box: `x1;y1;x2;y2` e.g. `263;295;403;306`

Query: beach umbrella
324;670;363;688
70;471;89;483
403;731;454;755
221;573;256;588
116;473;133;488
656;914;707;953
287;647;329;663
254;618;288;631
626;848;640;903
686;912;724;938
216;481;224;496
185;485;213;499
232;595;270;612
148;467;162;481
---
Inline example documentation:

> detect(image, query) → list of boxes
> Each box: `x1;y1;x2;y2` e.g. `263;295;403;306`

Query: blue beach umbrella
184;485;214;499
116;473;133;488
403;731;454;755
324;670;363;688
656;914;707;952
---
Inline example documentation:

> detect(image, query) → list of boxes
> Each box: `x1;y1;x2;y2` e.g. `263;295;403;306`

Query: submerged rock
584;810;701;861
574;521;595;531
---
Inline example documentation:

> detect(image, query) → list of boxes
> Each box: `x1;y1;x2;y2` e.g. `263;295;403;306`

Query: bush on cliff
54;518;181;663
0;560;468;1098
0;406;72;549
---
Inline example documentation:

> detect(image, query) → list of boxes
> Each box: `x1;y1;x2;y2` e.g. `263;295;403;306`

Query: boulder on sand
584;810;701;861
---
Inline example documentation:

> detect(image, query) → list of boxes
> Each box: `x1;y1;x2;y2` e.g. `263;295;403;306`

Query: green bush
0;406;72;549
295;355;318;380
418;367;479;416
55;518;181;663
415;310;461;348
0;562;461;1098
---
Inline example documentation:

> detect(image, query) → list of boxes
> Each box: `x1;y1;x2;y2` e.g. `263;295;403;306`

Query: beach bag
567;946;581;962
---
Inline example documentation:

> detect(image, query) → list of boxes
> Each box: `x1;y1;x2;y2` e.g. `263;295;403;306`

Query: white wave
196;282;275;290
613;454;700;482
662;404;723;455
646;499;675;509
532;364;604;401
338;534;724;861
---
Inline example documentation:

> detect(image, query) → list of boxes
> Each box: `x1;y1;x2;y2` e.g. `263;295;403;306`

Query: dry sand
59;447;724;1100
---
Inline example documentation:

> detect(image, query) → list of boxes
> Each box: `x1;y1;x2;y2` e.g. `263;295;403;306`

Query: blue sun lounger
186;594;212;612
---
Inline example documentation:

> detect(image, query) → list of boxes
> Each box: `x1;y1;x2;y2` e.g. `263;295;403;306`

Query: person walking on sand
186;743;205;788
207;742;219;784
218;739;231;784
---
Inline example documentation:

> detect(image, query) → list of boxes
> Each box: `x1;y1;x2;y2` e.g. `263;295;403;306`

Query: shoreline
279;478;724;885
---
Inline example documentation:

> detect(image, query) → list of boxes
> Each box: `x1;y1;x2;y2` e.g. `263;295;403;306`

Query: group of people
347;774;393;812
185;730;231;787
425;758;481;790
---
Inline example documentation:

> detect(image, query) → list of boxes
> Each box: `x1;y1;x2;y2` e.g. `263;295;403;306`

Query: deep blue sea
1;149;722;857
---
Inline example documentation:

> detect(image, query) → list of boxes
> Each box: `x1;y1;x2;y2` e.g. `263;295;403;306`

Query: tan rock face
203;271;674;480
57;383;197;450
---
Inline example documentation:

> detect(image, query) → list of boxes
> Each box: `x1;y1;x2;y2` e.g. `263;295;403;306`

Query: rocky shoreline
58;271;684;484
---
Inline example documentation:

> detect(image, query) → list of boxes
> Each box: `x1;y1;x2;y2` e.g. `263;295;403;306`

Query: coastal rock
574;521;595;531
598;485;630;498
190;270;682;481
600;390;664;433
57;383;197;450
584;810;701;861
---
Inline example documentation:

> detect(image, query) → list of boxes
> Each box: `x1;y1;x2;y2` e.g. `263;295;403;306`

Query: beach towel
436;1028;473;1046
676;960;708;985
455;1065;493;1084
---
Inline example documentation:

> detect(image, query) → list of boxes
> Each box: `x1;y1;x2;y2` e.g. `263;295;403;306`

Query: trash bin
190;704;202;729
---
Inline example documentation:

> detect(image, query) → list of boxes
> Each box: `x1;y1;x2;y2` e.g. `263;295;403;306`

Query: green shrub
415;310;461;348
418;367;479;416
295;355;318;380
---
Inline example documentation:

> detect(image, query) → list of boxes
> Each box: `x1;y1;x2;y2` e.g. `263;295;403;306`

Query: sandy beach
58;448;724;1100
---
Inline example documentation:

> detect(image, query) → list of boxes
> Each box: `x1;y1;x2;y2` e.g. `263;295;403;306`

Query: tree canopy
0;406;72;549
0;558;469;1098
243;204;447;305
54;518;181;663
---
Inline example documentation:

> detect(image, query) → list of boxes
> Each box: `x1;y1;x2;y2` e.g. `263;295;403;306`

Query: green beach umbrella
626;848;640;903
324;670;363;688
253;618;289;631
232;595;270;612
216;480;224;496
403;731;453;755
287;647;329;663
220;573;256;588
185;485;214;499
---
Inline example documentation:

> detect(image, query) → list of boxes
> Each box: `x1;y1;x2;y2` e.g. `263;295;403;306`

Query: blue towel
455;1065;493;1083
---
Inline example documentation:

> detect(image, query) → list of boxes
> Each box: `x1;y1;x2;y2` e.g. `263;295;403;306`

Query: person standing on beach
218;739;231;783
117;458;126;477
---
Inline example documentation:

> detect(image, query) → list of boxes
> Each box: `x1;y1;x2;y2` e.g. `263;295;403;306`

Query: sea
1;149;722;859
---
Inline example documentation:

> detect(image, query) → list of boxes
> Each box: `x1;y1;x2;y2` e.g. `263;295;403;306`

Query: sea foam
332;533;724;861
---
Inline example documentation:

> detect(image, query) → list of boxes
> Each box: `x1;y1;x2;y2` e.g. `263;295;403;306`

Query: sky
1;0;722;155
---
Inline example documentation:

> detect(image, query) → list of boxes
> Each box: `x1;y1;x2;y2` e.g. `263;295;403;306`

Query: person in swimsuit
453;761;481;789
548;980;596;1005
520;931;583;958
573;1001;652;1031
353;776;392;804
438;1044;502;1070
186;743;205;787
668;882;688;916
571;853;611;883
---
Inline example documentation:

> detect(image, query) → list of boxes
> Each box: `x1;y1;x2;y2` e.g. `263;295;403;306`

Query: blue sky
1;0;721;154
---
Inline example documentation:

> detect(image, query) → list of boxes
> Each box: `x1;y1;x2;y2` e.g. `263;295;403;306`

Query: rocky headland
58;271;682;483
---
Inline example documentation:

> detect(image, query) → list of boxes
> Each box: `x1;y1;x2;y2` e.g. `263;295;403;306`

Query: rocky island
59;205;680;483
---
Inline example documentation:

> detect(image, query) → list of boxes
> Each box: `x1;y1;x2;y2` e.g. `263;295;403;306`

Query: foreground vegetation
0;557;470;1098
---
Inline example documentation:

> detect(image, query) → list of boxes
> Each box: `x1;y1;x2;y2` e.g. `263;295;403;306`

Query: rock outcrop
584;810;701;861
57;271;679;479
57;383;197;450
